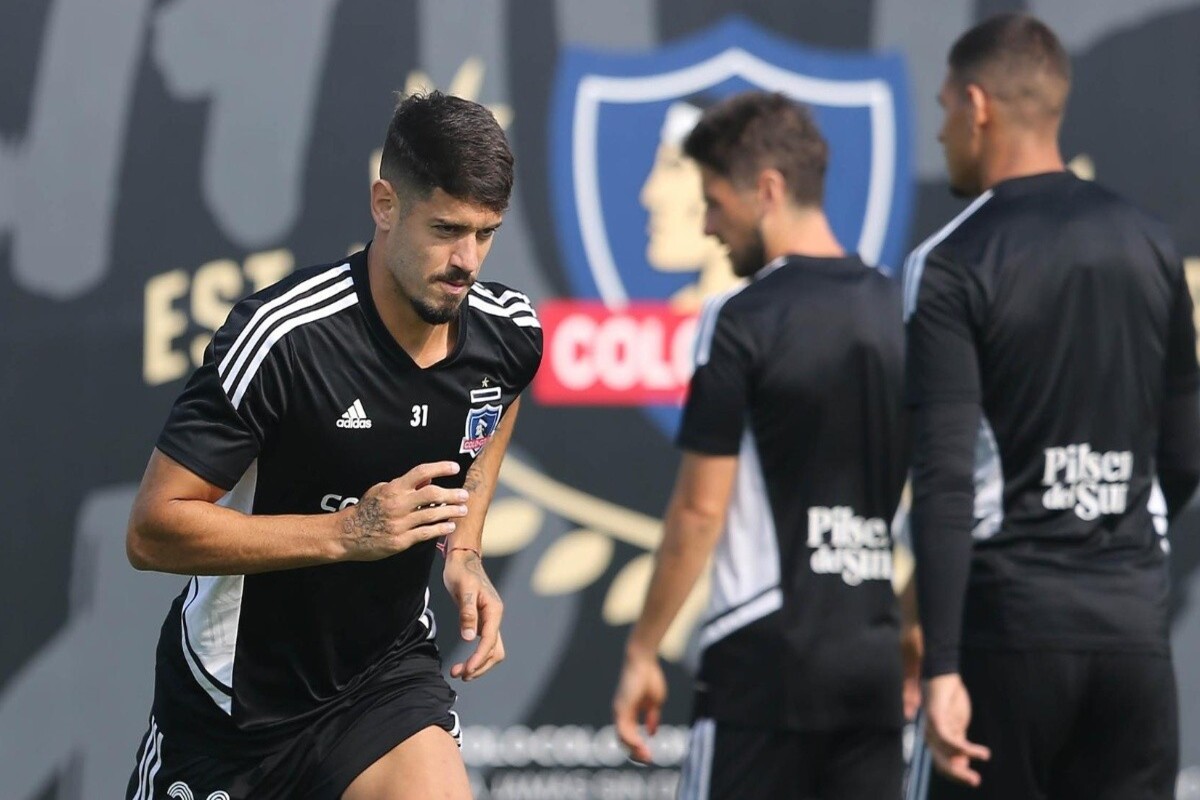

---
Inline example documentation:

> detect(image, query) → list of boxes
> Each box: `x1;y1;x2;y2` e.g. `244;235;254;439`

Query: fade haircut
380;90;514;213
682;91;828;207
949;13;1071;124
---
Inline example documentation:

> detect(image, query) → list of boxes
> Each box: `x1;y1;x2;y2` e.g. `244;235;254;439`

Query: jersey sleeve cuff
921;651;961;679
155;436;243;491
675;431;742;456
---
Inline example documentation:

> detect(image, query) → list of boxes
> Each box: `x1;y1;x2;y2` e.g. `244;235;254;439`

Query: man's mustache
432;267;476;285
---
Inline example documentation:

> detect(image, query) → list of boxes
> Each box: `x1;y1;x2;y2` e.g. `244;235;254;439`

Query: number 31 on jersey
411;404;429;427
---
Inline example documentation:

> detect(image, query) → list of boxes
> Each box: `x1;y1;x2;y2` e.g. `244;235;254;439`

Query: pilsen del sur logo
539;17;913;431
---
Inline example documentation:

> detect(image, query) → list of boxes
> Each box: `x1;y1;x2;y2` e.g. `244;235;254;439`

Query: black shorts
677;718;902;800
125;652;459;800
908;649;1178;800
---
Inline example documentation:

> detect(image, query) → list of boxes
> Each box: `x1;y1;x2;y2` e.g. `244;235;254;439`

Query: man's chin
731;250;766;278
948;182;978;199
947;171;982;199
411;297;463;325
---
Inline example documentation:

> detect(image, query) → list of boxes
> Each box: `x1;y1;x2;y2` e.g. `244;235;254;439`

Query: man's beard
409;265;474;324
948;180;977;199
730;230;767;278
409;295;462;325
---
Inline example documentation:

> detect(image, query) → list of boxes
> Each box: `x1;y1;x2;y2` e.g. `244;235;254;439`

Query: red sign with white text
534;301;698;405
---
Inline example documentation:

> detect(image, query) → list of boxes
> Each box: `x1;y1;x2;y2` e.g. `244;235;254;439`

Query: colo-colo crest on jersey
460;404;502;457
538;16;913;433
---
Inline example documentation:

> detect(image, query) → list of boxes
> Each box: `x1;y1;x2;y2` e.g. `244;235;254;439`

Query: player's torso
157;248;537;735
744;261;906;581
951;175;1175;543
700;260;906;731
260;318;518;518
229;298;526;721
946;174;1175;649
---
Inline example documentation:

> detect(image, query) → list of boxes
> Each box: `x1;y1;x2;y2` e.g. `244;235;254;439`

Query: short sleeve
905;250;982;405
156;297;290;490
519;325;544;392
676;297;755;455
472;281;543;394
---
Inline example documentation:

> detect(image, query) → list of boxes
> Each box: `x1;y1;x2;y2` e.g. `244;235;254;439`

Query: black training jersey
905;171;1200;674
149;246;541;753
677;255;908;732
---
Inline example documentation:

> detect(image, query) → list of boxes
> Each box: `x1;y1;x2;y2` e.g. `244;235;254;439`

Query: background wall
3;2;1200;798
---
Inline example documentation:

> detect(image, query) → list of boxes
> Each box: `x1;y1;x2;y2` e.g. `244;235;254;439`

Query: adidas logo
336;398;373;429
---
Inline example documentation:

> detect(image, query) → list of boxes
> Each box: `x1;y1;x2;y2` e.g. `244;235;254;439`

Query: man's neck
762;207;846;262
367;244;457;368
980;131;1065;191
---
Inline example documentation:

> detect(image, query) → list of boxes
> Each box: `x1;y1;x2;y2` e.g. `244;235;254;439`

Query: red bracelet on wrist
437;541;481;559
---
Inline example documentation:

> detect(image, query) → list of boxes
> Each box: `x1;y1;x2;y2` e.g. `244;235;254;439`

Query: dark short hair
682;91;828;207
949;13;1070;116
380;90;514;212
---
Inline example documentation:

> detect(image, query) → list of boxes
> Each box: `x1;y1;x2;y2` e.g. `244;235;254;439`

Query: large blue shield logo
550;16;913;305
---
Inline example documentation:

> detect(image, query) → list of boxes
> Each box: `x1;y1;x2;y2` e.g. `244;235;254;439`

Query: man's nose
449;236;481;272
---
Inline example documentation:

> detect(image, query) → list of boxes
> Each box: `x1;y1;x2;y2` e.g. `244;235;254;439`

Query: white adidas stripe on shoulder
468;294;537;317
228;290;359;409
469;286;540;329
220;275;355;397
472;283;532;307
693;284;746;368
218;263;350;380
902;191;993;320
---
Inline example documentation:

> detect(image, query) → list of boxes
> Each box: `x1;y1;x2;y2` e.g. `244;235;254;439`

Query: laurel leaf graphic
481;497;544;556
602;553;654;625
531;530;614;595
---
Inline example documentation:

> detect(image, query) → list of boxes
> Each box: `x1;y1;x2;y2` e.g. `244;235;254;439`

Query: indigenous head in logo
640;100;737;311
460;404;502;457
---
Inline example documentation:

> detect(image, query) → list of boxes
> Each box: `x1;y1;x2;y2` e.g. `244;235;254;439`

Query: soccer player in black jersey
123;92;541;799
611;92;910;800
905;15;1200;800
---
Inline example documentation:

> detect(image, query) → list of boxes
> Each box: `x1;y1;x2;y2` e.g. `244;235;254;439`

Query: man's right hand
924;673;991;787
613;644;668;764
341;461;469;560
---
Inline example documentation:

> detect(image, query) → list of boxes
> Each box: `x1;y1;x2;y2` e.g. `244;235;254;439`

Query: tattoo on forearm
345;495;386;544
463;461;487;496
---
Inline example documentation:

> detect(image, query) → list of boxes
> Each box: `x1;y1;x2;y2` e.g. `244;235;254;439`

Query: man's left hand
443;549;506;681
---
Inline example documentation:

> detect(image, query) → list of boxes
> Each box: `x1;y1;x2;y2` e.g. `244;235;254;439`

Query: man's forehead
416;187;504;226
699;167;733;193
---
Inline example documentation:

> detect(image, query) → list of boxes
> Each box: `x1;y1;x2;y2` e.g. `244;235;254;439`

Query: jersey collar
349;244;470;371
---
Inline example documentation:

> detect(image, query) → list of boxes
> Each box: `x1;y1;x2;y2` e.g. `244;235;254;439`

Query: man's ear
965;83;991;130
371;179;398;230
756;168;788;212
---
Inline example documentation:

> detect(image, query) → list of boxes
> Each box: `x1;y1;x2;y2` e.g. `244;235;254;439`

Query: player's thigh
925;649;1084;800
819;727;902;800
678;719;809;800
341;725;471;800
1051;652;1178;800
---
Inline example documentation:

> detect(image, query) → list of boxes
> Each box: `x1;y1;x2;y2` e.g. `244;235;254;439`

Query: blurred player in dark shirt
905;14;1200;800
